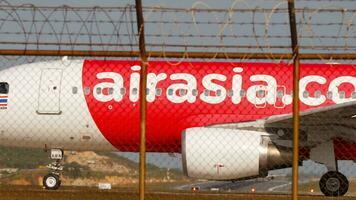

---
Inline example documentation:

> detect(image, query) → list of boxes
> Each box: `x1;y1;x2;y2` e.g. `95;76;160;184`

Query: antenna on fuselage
62;56;68;61
61;56;72;67
326;58;340;65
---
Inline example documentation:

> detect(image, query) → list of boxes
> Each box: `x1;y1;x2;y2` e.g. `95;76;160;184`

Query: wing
210;101;356;148
209;101;356;170
265;100;356;145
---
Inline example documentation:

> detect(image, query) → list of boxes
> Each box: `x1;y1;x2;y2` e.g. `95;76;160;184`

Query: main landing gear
43;149;64;190
311;141;349;196
319;170;349;196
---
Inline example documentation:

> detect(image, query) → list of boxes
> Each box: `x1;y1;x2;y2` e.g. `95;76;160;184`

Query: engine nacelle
182;127;292;180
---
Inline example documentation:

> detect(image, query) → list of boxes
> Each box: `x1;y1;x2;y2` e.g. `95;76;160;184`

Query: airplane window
257;90;264;98
155;88;162;96
339;91;345;99
132;88;138;95
277;90;284;98
179;89;187;96
72;87;78;94
96;87;102;95
120;88;126;95
108;88;114;95
227;89;233;97
84;87;90;95
327;91;333;99
303;91;309;98
192;89;198;96
315;90;321;98
240;90;245;97
352;92;356;99
0;82;9;94
204;89;210;96
168;89;173;96
216;89;221;96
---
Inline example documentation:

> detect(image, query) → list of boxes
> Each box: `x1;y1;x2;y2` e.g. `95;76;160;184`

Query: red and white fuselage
0;59;356;160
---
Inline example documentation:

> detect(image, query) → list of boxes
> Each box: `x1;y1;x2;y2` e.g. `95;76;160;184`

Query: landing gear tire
44;149;64;190
319;171;349;196
43;173;61;190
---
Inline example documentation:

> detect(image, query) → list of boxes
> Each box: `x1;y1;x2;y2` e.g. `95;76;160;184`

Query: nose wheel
43;149;64;190
43;173;61;190
319;171;349;196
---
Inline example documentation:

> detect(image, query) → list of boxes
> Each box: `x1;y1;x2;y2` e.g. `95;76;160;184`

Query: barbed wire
0;0;354;63
0;0;356;198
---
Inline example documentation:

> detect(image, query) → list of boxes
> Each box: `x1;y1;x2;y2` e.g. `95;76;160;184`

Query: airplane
0;57;355;196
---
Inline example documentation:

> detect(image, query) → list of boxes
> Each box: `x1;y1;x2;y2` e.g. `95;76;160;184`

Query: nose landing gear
43;149;64;190
43;173;61;190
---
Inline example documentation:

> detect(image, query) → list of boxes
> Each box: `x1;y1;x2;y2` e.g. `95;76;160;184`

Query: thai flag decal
0;95;8;109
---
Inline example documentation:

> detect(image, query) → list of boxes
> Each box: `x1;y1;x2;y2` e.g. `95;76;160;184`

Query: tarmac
0;185;355;200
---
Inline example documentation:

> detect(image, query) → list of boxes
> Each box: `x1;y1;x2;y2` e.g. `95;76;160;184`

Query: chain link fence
0;0;355;199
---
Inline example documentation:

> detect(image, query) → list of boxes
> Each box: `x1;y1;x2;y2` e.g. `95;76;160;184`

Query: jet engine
182;127;292;180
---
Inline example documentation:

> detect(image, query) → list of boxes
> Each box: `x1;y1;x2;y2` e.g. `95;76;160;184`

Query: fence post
135;0;148;200
287;0;300;200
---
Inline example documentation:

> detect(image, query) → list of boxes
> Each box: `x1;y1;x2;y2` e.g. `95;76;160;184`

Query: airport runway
176;178;293;193
175;177;356;197
0;185;355;200
175;176;309;193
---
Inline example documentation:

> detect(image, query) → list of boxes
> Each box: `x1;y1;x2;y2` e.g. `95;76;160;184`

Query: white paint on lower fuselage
0;59;116;151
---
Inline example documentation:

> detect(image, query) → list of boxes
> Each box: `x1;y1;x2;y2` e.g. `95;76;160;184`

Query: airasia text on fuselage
92;65;356;107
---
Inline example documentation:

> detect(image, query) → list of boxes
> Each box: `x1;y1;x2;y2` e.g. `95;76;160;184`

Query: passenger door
37;68;63;114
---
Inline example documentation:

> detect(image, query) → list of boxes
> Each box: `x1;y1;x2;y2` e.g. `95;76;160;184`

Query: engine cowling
182;127;292;180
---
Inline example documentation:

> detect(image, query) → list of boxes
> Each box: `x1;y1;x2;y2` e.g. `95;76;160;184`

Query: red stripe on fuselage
82;60;356;159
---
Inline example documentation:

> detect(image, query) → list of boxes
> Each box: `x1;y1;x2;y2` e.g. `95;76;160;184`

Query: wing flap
267;101;356;125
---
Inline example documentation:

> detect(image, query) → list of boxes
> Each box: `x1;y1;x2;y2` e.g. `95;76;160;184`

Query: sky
1;0;354;56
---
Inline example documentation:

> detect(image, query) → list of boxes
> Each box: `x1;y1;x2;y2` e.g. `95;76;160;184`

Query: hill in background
0;146;187;187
